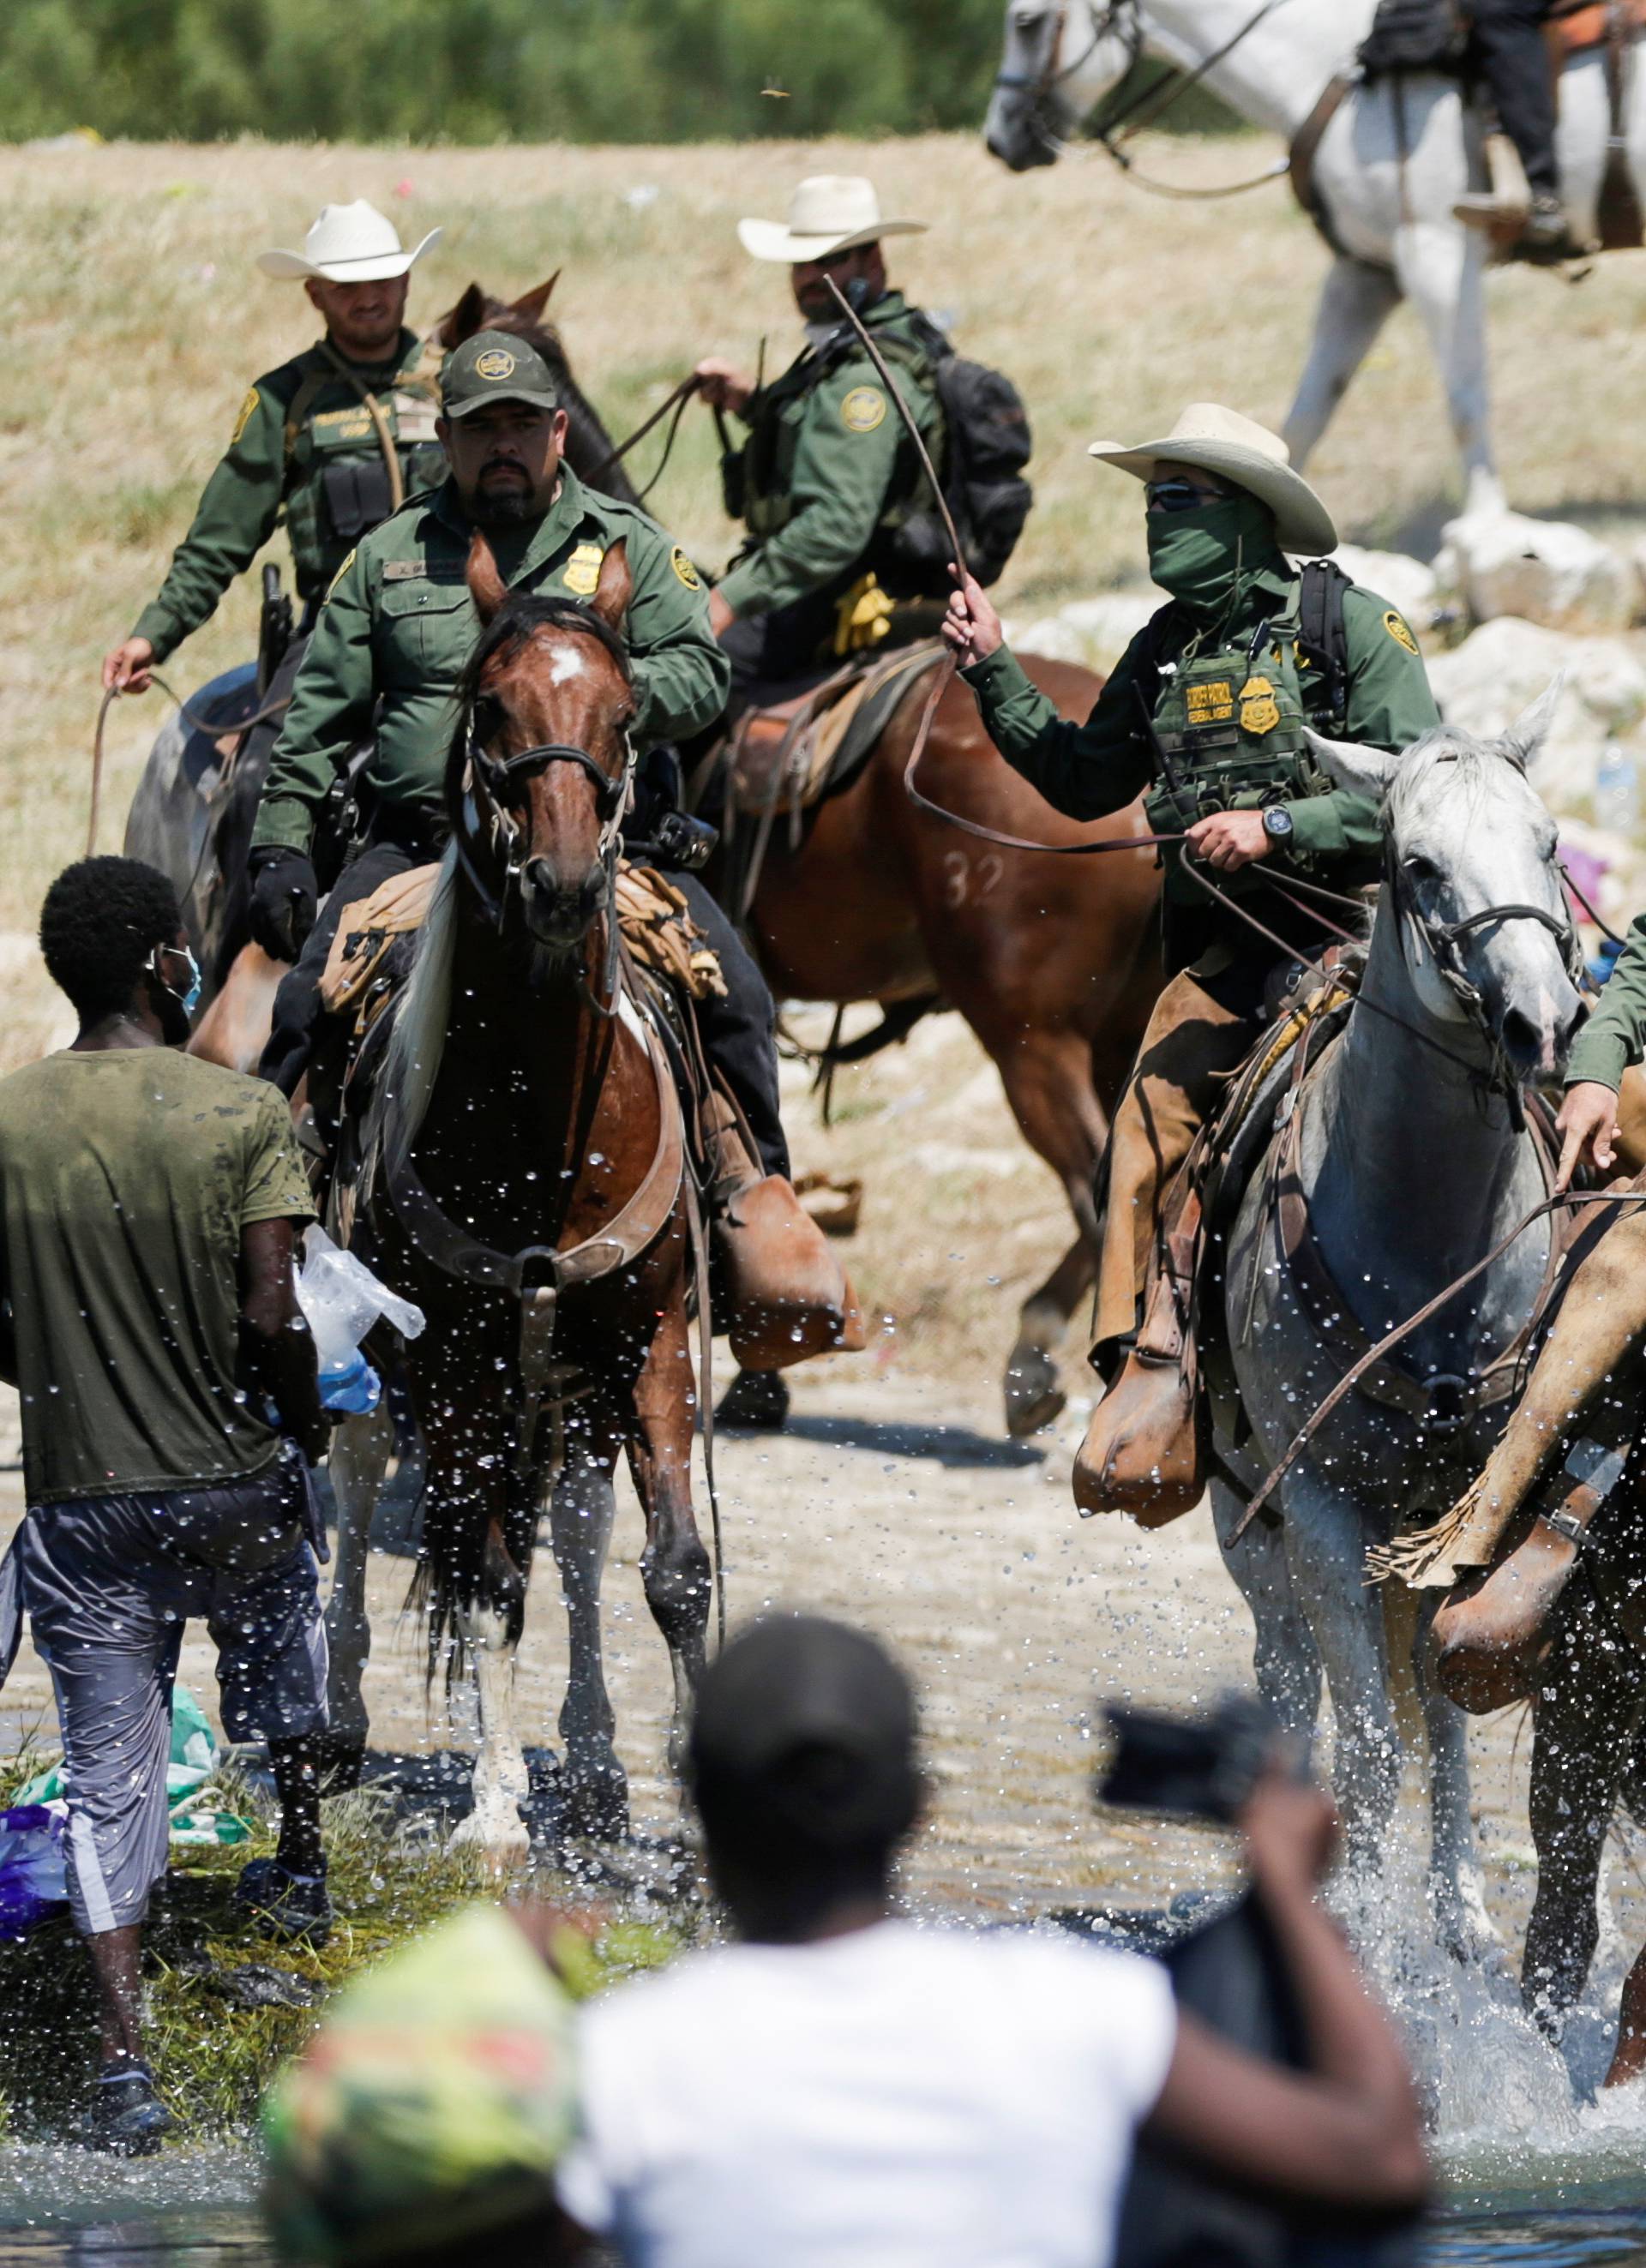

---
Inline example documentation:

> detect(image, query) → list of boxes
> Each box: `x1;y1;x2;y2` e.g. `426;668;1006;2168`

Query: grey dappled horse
1213;693;1582;1944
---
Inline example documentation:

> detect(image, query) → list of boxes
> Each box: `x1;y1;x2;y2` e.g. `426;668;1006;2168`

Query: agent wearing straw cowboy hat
945;406;1439;1493
103;201;444;700
694;176;948;701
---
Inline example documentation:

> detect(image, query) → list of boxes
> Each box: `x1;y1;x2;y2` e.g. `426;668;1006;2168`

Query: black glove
247;846;318;963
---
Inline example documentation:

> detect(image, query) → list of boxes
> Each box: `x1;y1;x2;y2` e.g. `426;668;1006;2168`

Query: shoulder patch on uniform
326;547;357;598
563;540;604;597
670;546;703;591
1383;609;1419;656
231;386;261;447
840;385;887;435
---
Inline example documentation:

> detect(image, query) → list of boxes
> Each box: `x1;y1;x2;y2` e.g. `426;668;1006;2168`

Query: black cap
439;328;561;419
688;1616;919;1860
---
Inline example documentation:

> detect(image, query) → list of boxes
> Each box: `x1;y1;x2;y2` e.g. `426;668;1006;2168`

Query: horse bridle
1386;843;1583;1053
994;2;1135;111
454;699;636;1007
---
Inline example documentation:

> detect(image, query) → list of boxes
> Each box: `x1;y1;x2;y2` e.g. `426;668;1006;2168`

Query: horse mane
1384;725;1530;837
372;849;460;1183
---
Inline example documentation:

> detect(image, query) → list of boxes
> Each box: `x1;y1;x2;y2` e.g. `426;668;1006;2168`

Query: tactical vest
734;316;939;552
1143;610;1328;908
280;355;446;598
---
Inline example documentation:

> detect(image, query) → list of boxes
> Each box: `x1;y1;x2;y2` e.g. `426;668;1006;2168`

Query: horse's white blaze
547;648;587;686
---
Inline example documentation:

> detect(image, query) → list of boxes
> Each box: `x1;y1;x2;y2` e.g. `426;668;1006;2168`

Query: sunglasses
1145;477;1223;514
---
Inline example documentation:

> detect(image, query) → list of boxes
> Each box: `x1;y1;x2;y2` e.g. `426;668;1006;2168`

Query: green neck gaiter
1145;493;1279;624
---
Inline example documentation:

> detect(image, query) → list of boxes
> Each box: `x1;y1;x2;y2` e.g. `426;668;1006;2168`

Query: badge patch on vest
231;387;261;447
1186;680;1234;726
670;546;703;591
840;386;887;435
1238;675;1281;735
563;541;604;597
1384;609;1419;655
475;346;517;381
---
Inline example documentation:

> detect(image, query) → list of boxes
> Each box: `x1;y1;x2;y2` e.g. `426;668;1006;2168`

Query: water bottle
1595;743;1639;836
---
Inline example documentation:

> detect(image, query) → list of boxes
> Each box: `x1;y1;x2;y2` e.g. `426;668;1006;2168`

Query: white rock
1018;591;1159;670
1425;617;1646;808
1433;509;1634;633
1330;545;1438;627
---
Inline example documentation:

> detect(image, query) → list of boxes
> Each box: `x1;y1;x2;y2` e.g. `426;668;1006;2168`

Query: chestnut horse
326;536;711;1854
730;658;1162;1435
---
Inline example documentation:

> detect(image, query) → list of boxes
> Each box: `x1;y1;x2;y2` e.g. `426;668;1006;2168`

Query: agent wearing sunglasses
944;405;1439;1497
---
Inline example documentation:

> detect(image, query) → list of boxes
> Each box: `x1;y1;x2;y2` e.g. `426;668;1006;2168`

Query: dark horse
727;661;1162;1434
130;274;641;1036
324;535;711;1855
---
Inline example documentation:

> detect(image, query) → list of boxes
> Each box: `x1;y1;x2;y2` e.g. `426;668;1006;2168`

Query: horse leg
1282;1468;1403;1866
1523;1597;1643;2034
448;1509;533;1863
990;1028;1108;1438
1213;1479;1324;1746
548;1421;628;1841
1283;256;1402;473
1391;220;1505;517
1406;1586;1496;1963
625;1299;713;1782
321;1403;394;1781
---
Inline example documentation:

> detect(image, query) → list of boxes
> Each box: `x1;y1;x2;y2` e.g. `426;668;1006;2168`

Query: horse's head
986;0;1138;171
1307;685;1585;1084
436;275;563;361
454;534;636;953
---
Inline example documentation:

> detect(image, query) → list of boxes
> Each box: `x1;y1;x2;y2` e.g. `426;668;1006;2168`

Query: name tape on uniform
1186;681;1234;727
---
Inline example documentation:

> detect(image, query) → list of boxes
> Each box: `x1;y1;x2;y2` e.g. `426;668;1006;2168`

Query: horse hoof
562;1766;631;1845
448;1803;532;1868
715;1368;790;1432
1004;1347;1065;1438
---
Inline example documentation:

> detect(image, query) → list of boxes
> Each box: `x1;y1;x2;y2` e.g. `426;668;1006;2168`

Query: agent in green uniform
105;201;445;698
248;331;790;1185
944;404;1441;1365
694;175;947;704
1558;915;1646;1183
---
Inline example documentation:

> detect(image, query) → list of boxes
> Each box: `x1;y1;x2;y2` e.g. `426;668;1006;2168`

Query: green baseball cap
439;329;561;420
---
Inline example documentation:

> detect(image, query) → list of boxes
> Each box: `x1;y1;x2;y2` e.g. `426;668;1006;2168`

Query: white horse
987;0;1646;515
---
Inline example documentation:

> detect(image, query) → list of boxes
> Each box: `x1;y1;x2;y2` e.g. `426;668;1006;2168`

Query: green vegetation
0;1777;689;2140
0;0;1237;145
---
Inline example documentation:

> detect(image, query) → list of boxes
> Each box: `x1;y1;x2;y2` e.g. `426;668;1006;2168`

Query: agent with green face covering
943;404;1439;1425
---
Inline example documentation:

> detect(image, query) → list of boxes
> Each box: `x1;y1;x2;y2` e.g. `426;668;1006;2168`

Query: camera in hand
1096;1692;1283;1825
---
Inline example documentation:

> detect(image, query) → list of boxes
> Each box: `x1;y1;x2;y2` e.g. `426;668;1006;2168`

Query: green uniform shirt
718;291;945;620
252;470;730;858
132;329;442;664
0;1049;314;1503
963;562;1441;967
1568;921;1646;1089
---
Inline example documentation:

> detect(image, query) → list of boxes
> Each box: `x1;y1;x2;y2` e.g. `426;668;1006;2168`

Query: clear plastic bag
295;1228;425;1413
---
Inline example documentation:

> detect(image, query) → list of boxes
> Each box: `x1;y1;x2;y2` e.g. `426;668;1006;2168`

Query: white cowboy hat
257;200;441;283
1087;403;1338;556
736;175;928;264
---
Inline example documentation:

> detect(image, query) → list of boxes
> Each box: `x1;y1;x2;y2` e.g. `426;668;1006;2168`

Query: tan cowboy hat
258;200;441;283
737;175;928;264
1088;403;1338;556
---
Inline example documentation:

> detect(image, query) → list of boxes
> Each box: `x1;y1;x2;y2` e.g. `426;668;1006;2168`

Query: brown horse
324;536;711;1855
730;658;1162;1435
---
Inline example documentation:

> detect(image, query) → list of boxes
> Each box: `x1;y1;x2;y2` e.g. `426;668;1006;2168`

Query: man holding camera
556;1615;1429;2267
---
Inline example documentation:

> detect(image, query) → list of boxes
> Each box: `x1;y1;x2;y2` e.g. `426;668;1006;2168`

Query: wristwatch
1262;806;1295;844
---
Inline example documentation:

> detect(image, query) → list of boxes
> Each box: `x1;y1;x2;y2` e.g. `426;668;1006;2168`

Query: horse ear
511;273;560;327
441;283;489;348
1302;726;1397;800
1500;673;1565;771
466;531;508;626
590;537;632;630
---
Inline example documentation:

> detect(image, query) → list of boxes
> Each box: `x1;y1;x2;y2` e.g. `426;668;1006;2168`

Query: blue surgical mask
147;943;201;1018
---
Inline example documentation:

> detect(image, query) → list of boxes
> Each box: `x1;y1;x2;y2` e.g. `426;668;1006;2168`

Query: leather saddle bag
1073;1189;1209;1527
